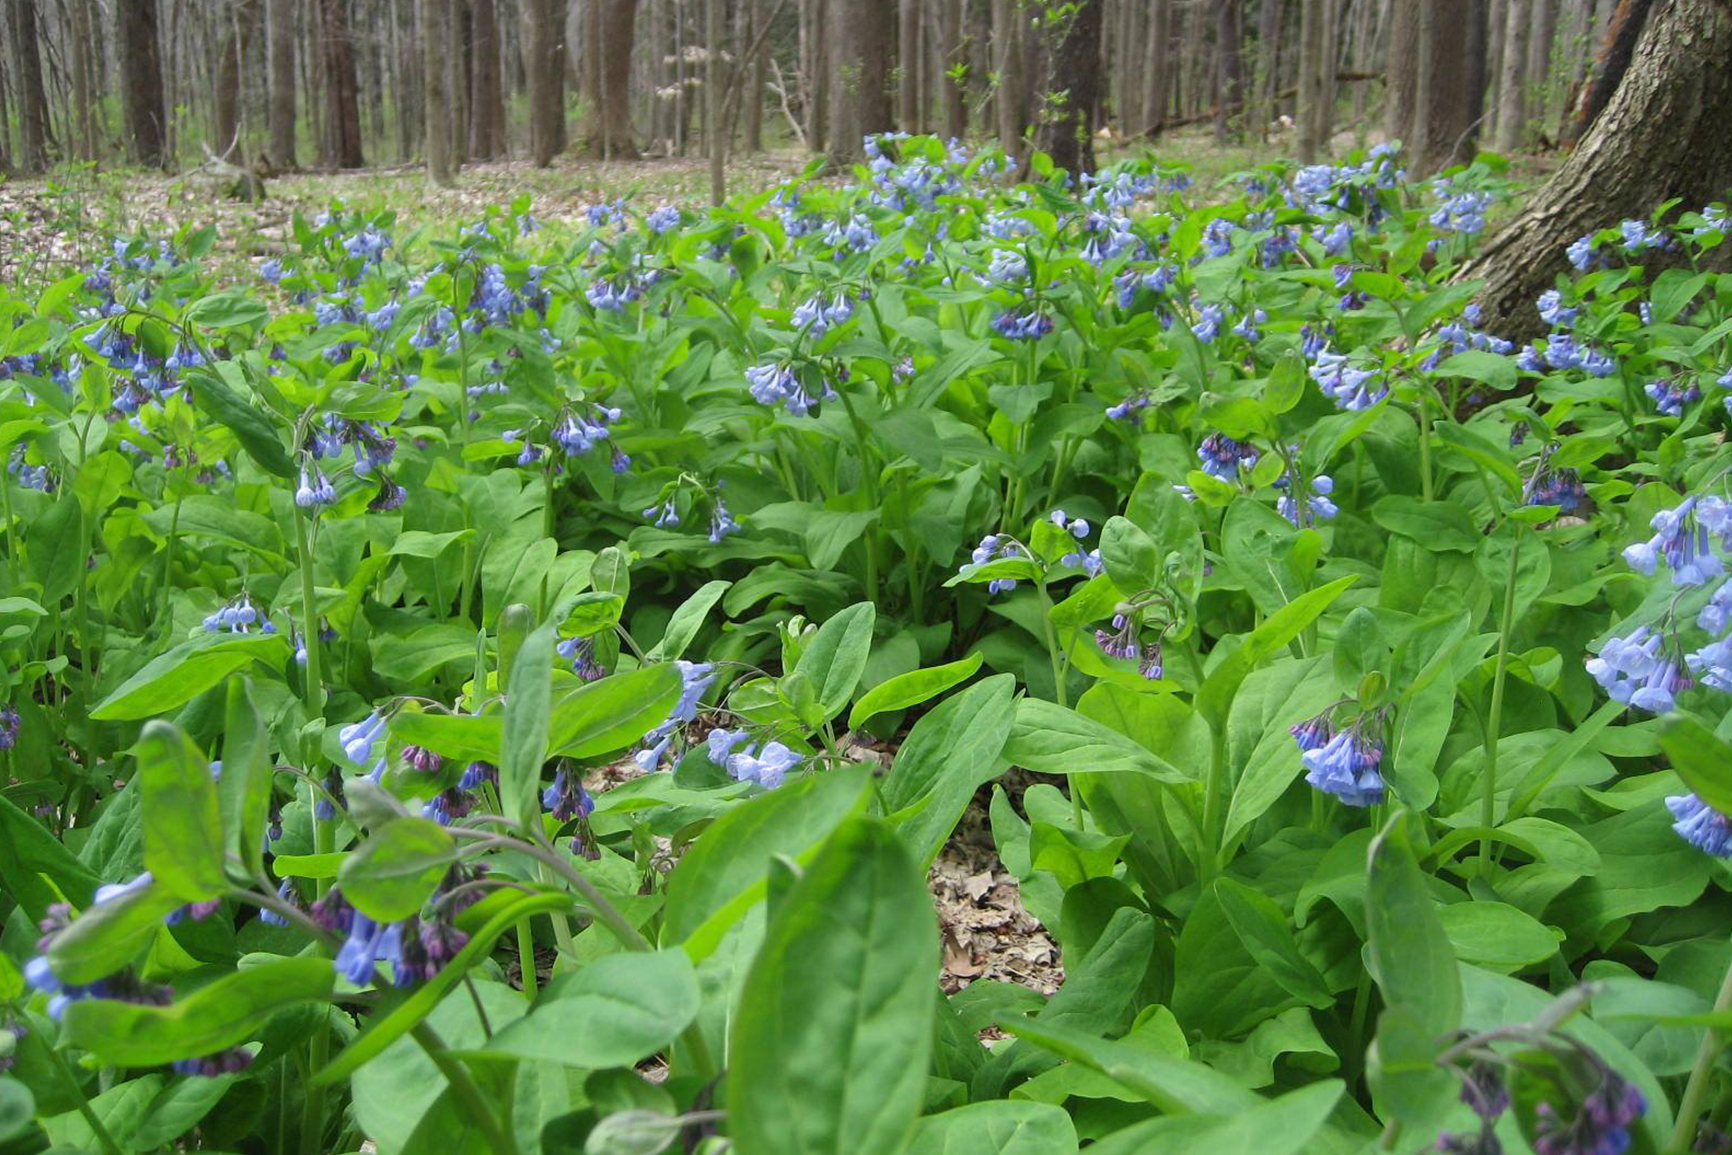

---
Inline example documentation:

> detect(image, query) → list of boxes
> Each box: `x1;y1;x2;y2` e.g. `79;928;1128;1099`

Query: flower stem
1481;526;1523;874
1201;724;1231;880
411;1023;521;1155
45;1039;124;1155
1671;938;1732;1152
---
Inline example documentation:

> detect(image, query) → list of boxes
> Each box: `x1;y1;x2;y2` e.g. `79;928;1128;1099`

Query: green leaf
1371;495;1482;553
1213;877;1334;1008
64;957;334;1065
1083;1081;1345;1155
465;949;699;1068
0;1078;33;1144
0;795;101;919
1433;421;1521;495
793;601;877;722
663;765;872;960
1004;699;1191;781
1264;349;1307;413
882;675;1019;865
339;817;457;922
136;720;226;902
1435;350;1517;393
26;496;83;604
46;877;183;985
388;709;502;764
644;579;732;662
92;634;288;721
548;663;685;759
218;678;274;879
1196;576;1357;732
908;1101;1079;1155
1438;902;1561;971
996;1017;1255;1114
729;818;937;1155
500;619;555;824
1659;718;1732;817
185;366;296;478
849;652;983;730
1099;516;1161;592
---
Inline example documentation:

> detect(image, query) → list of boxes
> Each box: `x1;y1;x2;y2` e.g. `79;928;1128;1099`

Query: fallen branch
1143;71;1383;136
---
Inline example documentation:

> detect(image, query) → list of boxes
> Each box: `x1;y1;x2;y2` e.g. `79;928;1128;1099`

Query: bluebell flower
1200;219;1235;258
986;250;1029;283
1197;432;1259;480
989;308;1053;341
1106;391;1153;425
707;728;750;762
542;769;596;822
1190;304;1225;342
1699;581;1732;635
709;498;740;543
1277;474;1338;526
1586;627;1666;704
1302;727;1386;807
1315;221;1354;256
1060;548;1104;576
1566;233;1604;271
1619;218;1667;255
726;741;803;789
1310;348;1387;410
646;205;682;233
1667;793;1732;857
1526;467;1589;513
1536;290;1578;328
1532;1069;1644;1155
0;704;19;751
746;358;834;416
1645;377;1701;416
556;635;606;681
340;711;386;764
1686;637;1732;693
1624;496;1727;587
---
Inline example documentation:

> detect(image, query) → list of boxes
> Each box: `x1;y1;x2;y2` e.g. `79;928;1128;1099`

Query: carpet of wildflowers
1;133;1731;1155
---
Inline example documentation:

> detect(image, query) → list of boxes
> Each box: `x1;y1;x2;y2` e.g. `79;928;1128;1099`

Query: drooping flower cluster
706;728;804;789
1292;711;1385;807
966;533;1032;595
1532;1069;1645;1155
633;661;718;771
1197;432;1259;481
989;306;1054;341
202;594;277;635
1094;614;1163;680
1309;347;1387;410
1275;472;1338;528
746;358;836;416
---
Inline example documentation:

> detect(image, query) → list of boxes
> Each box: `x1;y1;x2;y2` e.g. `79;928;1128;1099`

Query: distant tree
266;0;297;168
1214;0;1245;143
582;0;640;157
938;0;967;140
1253;0;1281;138
1495;0;1532;150
1033;0;1103;175
215;0;264;160
1412;0;1475;172
423;0;456;184
899;0;923;131
320;0;365;167
527;0;565;165
9;0;53;171
69;0;98;162
469;0;507;159
1296;0;1335;161
119;0;169;168
828;0;892;163
743;0;767;151
1384;0;1419;146
1462;0;1732;335
992;0;1027;154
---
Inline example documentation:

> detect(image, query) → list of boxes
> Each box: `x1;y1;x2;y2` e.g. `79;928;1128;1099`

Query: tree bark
1463;0;1492;156
1254;0;1281;137
69;0;98;161
1214;0;1244;141
1527;0;1559;122
319;0;364;166
898;0;921;130
10;0;54;171
1297;0;1332;160
828;0;892;162
467;0;505;156
1412;0;1474;172
1462;0;1732;337
744;0;766;149
579;0;639;156
267;0;297;167
527;0;564;164
1561;0;1651;145
1495;0;1531;149
119;0;168;167
423;0;455;183
992;0;1023;151
1033;0;1101;174
215;0;264;159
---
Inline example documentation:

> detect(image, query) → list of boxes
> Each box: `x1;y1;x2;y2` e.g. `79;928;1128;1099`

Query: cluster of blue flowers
704;729;804;789
966;533;1033;595
746;358;837;416
202;594;276;634
1292;710;1385;807
1095;614;1163;680
633;660;718;771
1197;433;1259;480
1309;347;1387;410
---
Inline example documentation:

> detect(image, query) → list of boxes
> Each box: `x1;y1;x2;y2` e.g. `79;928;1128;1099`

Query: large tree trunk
527;0;564;164
1296;0;1333;160
992;0;1025;152
937;0;965;139
69;0;98;161
582;0;639;156
215;0;264;159
1528;0;1560;122
1254;0;1281;138
1033;0;1102;174
1214;0;1245;142
1495;0;1531;149
10;0;54;171
1461;0;1732;337
1463;0;1493;156
424;0;456;183
320;0;365;166
1561;0;1651;145
120;0;169;168
899;0;921;131
1384;0;1418;145
828;0;892;163
469;0;506;157
267;0;297;167
743;0;766;149
1410;0;1474;173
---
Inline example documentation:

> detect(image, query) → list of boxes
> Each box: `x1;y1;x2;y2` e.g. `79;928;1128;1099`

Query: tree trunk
1297;0;1332;160
744;0;766;149
936;0;964;140
319;0;364;165
215;0;263;159
469;0;506;157
898;0;921;130
527;0;563;164
1495;0;1531;149
69;0;98;161
1462;0;1732;337
992;0;1025;152
1412;0;1474;172
119;0;168;167
706;0;724;199
1033;0;1101;174
423;0;455;183
1527;0;1559;123
828;0;892;162
1463;0;1492;156
1254;0;1281;137
1562;0;1651;145
1214;0;1244;141
10;0;54;171
266;0;296;167
581;0;639;156
1384;0;1417;144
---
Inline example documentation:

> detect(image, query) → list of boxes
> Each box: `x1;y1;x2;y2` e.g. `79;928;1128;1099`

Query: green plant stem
155;495;182;652
1416;399;1434;502
1201;724;1230;880
1035;580;1068;710
292;505;331;1155
516;920;539;999
411;1023;521;1155
293;511;324;727
1;474;20;587
45;1039;124;1155
1480;526;1523;874
1671;937;1732;1152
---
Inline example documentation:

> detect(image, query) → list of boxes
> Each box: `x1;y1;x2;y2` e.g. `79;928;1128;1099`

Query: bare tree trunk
1464;0;1732;337
1527;0;1558;124
582;0;639;156
469;0;505;156
1033;0;1101;174
1463;0;1492;156
1561;0;1649;146
319;0;364;165
1495;0;1531;149
266;0;297;167
10;0;54;170
119;0;168;167
743;0;765;149
527;0;563;163
215;0;263;159
992;0;1024;152
422;0;454;182
1411;0;1473;171
706;0;723;199
936;0;964;139
1383;0;1416;144
898;0;920;130
1253;0;1281;137
828;0;891;162
69;0;97;160
1297;0;1332;160
1214;0;1244;141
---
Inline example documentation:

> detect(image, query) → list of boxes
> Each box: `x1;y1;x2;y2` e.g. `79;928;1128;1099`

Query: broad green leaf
0;1079;33;1143
64;957;334;1065
644;579;732;661
1196;576;1357;731
1084;1081;1344;1155
793;601;877;721
849;652;983;730
1213;877;1333;1008
92;634;288;721
1659;718;1732;817
388;709;502;764
883;674;1018;865
1371;495;1482;553
466;949;699;1068
218;678;275;879
1099;516;1161;592
184;365;296;477
1438;902;1561;971
500;619;555;824
1004;699;1190;782
136;720;226;902
0;795;101;919
339;817;457;922
997;1017;1255;1114
548;663;685;759
46;877;183;985
663;765;872;959
728;818;937;1155
908;1101;1079;1155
